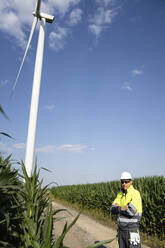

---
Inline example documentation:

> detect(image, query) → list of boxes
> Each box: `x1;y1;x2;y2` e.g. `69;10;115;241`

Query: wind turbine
12;0;54;177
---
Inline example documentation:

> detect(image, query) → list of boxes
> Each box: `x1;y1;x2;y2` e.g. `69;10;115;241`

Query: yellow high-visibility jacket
110;185;142;231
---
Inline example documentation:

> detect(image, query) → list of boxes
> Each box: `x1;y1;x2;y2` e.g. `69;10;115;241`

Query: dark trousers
118;230;141;248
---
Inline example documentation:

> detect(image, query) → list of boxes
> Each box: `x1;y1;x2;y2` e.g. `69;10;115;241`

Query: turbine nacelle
33;12;54;24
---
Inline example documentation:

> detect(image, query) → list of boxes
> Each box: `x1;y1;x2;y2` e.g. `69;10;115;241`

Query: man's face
121;179;132;191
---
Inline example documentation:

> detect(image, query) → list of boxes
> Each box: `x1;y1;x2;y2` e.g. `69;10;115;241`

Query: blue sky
0;0;165;185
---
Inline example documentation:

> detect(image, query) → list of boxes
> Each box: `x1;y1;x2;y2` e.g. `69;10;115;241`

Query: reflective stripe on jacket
110;185;142;231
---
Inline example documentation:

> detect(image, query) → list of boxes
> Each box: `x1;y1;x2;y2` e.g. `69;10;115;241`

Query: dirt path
52;201;150;248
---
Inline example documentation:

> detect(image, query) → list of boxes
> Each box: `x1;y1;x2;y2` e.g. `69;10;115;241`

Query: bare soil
52;201;150;248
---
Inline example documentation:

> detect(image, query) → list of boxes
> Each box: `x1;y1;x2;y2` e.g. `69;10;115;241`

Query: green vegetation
0;155;22;247
0;156;61;247
51;176;165;242
0;155;115;247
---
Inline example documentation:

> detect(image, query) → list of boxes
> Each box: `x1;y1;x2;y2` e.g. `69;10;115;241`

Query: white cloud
88;0;119;38
47;0;80;16
88;7;116;37
44;105;56;110
0;0;35;47
0;10;27;48
13;143;26;150
36;144;88;154
67;8;83;26
89;23;102;37
132;69;143;76
49;26;68;51
36;145;56;154
57;144;87;153
121;82;133;91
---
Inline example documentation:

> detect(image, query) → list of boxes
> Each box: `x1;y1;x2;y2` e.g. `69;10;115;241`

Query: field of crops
51;176;165;240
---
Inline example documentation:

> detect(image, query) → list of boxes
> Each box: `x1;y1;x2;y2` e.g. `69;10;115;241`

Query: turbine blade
35;0;41;16
12;17;38;93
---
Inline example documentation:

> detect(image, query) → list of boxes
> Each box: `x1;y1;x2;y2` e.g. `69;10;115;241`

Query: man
110;171;142;248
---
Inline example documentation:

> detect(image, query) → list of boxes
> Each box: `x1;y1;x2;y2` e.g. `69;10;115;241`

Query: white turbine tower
12;0;54;177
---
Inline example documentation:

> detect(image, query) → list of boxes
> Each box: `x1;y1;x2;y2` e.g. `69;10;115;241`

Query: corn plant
0;155;22;247
19;162;114;248
17;161;58;247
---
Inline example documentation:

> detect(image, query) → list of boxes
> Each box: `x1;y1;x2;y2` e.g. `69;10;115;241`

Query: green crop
51;176;165;240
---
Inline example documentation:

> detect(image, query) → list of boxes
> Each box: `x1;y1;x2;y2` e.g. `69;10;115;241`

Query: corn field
51;176;165;240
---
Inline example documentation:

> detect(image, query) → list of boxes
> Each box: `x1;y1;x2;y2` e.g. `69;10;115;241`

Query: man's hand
121;205;128;211
115;203;119;206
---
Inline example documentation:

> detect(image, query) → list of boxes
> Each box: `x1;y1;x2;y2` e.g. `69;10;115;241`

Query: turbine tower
12;0;54;177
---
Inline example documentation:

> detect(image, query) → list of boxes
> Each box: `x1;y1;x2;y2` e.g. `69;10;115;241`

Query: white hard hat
120;171;132;180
